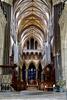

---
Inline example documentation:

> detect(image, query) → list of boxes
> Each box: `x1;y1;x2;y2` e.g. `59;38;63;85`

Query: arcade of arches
0;0;67;91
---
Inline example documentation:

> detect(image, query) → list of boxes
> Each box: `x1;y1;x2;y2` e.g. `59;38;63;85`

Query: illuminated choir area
9;0;56;91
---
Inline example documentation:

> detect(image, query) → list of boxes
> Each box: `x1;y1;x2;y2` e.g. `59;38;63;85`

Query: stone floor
0;91;67;100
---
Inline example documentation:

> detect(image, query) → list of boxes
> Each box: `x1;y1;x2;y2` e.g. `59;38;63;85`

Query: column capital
1;0;13;5
52;0;64;6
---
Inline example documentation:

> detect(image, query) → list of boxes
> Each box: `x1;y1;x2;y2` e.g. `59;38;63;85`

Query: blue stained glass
28;68;36;80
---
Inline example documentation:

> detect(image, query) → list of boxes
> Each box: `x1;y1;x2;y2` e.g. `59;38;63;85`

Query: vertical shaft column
26;67;28;85
2;2;11;64
36;68;38;85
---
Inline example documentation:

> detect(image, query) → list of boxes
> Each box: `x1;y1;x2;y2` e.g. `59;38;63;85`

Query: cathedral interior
0;0;67;91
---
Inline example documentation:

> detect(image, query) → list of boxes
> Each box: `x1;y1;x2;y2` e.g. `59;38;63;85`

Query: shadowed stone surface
0;91;66;100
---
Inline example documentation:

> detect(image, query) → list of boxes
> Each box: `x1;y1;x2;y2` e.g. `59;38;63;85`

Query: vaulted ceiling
13;0;52;49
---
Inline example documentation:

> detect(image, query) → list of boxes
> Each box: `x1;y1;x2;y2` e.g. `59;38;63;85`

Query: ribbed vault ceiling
13;0;51;48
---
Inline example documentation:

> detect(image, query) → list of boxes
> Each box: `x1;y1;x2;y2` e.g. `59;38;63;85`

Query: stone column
2;2;11;64
35;68;37;79
59;2;67;88
0;6;6;83
41;70;44;82
14;43;19;64
26;67;28;84
60;38;65;81
54;52;62;82
63;2;67;89
0;7;6;65
36;68;38;85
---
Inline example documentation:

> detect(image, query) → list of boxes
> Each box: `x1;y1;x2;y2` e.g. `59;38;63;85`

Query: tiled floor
0;91;66;100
